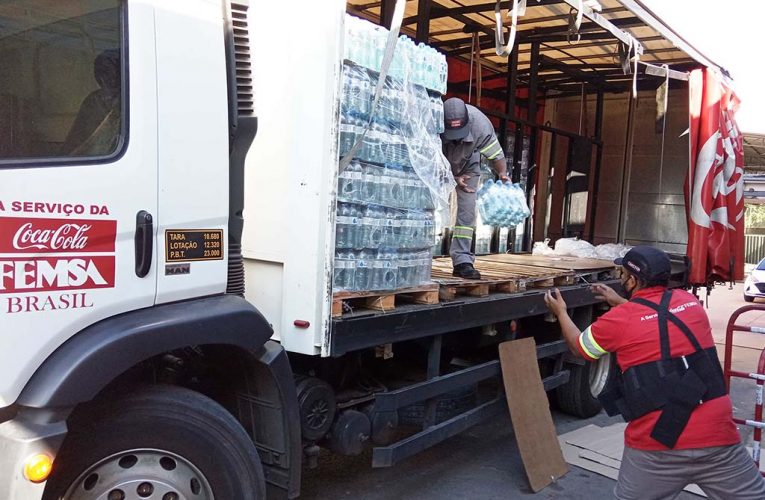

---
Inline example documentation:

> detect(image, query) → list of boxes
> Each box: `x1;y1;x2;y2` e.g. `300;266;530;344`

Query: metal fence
745;234;765;265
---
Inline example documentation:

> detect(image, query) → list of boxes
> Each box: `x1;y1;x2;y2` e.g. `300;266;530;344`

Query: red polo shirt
577;286;740;451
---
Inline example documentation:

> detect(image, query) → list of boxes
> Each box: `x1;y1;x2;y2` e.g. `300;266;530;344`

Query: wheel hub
64;449;214;500
588;353;612;397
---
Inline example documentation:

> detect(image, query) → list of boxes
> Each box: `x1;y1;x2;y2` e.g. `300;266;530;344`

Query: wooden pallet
332;283;440;317
478;253;618;272
432;257;574;299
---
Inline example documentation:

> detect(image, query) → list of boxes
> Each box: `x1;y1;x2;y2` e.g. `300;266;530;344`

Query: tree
746;204;765;229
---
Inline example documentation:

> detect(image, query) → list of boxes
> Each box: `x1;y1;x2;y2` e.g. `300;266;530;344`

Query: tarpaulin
685;68;744;284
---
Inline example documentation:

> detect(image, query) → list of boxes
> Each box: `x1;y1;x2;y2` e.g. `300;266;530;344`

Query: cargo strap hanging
597;290;727;448
338;0;407;172
617;35;641;98
567;0;584;44
494;0;526;57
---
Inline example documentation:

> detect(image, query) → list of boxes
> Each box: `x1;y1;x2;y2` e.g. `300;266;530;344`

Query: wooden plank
364;294;396;312
332;299;344;317
332;284;439;317
439;286;458;301
399;288;440;305
437;282;491;301
527;278;555;289
479;253;616;271
499;338;568;492
554;275;576;286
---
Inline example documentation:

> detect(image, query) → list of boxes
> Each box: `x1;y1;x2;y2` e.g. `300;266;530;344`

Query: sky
641;0;765;134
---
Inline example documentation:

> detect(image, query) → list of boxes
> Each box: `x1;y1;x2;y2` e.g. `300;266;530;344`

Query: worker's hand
544;288;568;317
455;175;475;193
590;283;627;307
498;173;510;183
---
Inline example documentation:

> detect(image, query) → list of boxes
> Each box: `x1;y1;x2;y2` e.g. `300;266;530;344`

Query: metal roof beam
560;0;643;54
403;0;562;25
539;54;605;84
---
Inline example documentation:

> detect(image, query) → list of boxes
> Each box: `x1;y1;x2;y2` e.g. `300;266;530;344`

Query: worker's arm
491;158;510;182
543;289;583;356
590;283;627;307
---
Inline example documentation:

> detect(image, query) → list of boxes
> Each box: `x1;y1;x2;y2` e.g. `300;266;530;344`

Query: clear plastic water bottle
335;203;351;248
420;185;435;211
514;183;531;217
374;164;389;207
396;210;410;249
354;249;373;291
345;19;359;64
372;123;388;163
420;212;436;248
479;180;496;226
344;251;356;290
416;250;432;285
382;207;397;246
372;26;385;72
333;251;356;291
398;169;413;209
372;247;398;291
389;166;405;208
359;162;379;205
347;67;362;117
362;205;384;249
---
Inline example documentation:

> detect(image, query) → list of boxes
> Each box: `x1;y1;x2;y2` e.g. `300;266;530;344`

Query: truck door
0;0;158;407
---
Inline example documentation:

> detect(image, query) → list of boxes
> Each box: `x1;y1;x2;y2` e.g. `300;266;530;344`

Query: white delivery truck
0;0;705;498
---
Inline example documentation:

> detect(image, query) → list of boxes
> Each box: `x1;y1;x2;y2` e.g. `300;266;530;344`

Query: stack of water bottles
333;15;449;293
476;180;531;228
343;15;448;94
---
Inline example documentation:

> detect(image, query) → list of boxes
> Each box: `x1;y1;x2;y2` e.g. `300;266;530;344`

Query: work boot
453;263;481;280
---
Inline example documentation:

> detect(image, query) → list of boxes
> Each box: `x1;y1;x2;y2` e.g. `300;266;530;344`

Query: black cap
615;245;671;281
442;97;470;141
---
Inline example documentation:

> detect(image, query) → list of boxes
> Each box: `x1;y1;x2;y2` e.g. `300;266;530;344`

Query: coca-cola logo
0;217;116;254
12;222;92;251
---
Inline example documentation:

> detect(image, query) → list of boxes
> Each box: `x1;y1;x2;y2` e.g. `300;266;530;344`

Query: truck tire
44;385;265;500
556;354;615;419
398;385;477;426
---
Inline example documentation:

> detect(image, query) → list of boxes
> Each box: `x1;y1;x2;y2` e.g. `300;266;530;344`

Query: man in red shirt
544;245;765;499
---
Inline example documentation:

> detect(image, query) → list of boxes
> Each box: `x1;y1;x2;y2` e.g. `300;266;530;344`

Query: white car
744;260;765;302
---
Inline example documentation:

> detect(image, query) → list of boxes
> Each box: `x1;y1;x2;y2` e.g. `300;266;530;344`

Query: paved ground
300;285;765;499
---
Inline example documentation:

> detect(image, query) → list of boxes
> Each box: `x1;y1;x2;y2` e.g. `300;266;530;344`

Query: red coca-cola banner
685;69;744;285
0;217;117;254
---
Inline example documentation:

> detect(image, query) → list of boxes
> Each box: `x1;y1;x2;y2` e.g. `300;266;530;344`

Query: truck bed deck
331;253;619;356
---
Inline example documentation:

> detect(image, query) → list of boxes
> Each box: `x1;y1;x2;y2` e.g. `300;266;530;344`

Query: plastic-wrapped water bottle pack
344;15;448;94
476;180;531;228
333;15;455;293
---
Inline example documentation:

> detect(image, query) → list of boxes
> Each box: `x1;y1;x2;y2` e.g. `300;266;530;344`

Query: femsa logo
0;217;117;294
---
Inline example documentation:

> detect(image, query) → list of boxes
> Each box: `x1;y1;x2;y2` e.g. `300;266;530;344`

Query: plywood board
499;338;568;492
480;253;617;272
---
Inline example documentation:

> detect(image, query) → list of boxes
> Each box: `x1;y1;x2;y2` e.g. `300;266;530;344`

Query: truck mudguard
17;294;273;408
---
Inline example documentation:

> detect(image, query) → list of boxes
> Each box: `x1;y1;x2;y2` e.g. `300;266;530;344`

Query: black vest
597;289;727;448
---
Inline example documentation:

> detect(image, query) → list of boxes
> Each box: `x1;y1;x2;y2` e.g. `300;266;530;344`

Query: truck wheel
556;354;614;419
44;385;265;500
